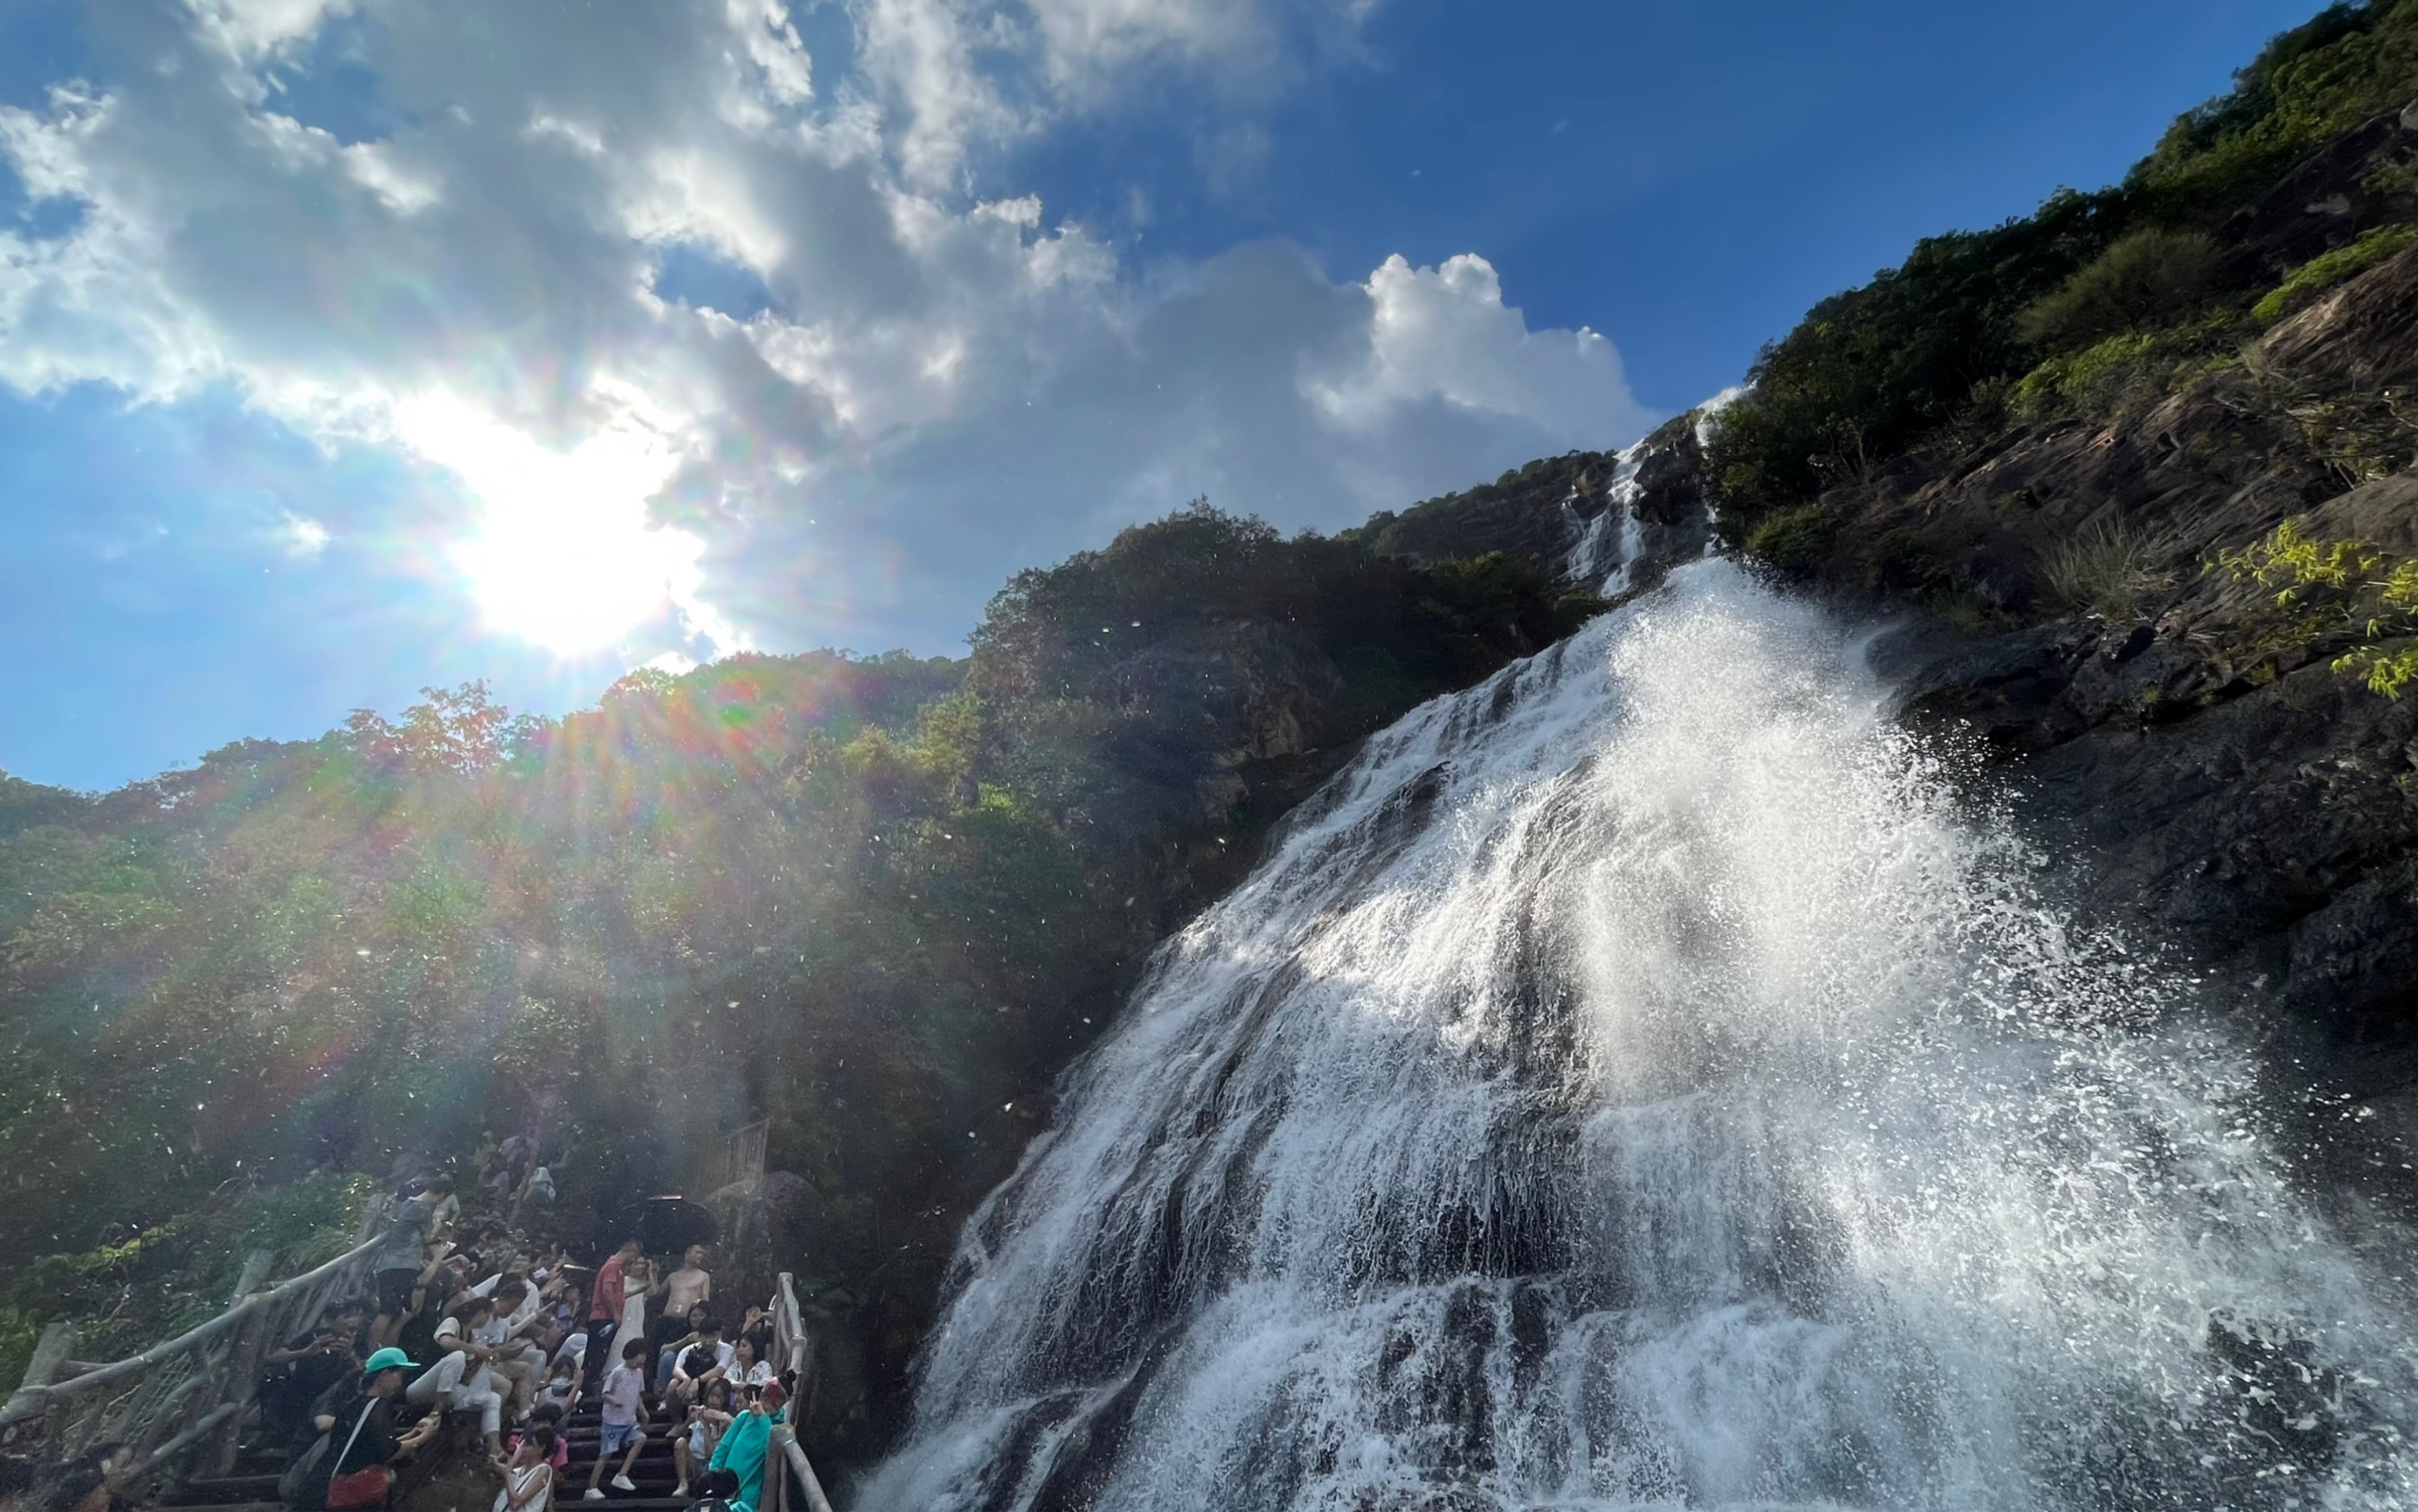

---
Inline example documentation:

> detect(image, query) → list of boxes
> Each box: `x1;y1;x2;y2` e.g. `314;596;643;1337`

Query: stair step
174;1474;280;1503
157;1504;694;1512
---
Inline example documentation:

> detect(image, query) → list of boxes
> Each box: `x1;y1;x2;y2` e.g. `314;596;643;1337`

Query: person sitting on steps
404;1293;511;1456
672;1377;734;1500
476;1277;551;1425
535;1353;582;1418
524;1401;573;1470
652;1303;714;1394
666;1316;733;1413
302;1348;440;1511
491;1422;555;1512
727;1333;773;1393
256;1297;366;1448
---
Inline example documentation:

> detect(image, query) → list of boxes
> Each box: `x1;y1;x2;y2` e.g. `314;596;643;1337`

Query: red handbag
325;1463;392;1508
322;1400;394;1509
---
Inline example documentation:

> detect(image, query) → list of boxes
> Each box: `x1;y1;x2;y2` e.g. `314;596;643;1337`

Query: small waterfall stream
1566;445;1646;592
865;564;2417;1510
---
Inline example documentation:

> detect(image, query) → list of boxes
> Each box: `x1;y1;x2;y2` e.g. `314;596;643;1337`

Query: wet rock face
1347;452;1622;565
2261;244;2418;388
1697;199;2418;1092
1898;626;2418;1044
1629;413;1711;528
1623;413;1718;590
2218;106;2418;282
1557;226;2418;1191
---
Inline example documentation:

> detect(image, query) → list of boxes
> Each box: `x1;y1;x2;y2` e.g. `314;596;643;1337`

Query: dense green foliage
1708;188;2131;518
2013;229;2226;351
0;1173;370;1388
0;502;1584;1462
2131;1;2418;217
2251;222;2418;319
976;499;1596;718
2218;517;2418;695
1710;0;2418;545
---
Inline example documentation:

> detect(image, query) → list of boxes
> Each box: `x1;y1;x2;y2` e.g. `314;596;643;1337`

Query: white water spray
1566;445;1646;589
866;564;2417;1510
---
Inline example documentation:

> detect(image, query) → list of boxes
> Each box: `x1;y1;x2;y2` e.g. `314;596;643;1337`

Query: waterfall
865;563;2418;1510
1565;445;1645;589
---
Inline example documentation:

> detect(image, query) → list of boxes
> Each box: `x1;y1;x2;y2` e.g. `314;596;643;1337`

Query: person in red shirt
585;1238;641;1390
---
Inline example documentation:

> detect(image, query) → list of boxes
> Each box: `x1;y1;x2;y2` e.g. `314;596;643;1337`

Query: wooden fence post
18;1323;76;1393
229;1251;276;1304
1;1323;77;1456
199;1250;278;1476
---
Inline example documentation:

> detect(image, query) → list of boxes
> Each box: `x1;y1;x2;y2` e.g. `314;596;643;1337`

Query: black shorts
377;1267;419;1316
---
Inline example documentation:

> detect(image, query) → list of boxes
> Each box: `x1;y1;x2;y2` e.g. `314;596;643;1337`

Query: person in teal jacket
706;1385;784;1512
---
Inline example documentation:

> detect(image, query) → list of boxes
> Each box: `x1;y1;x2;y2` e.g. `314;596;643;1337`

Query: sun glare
397;393;710;656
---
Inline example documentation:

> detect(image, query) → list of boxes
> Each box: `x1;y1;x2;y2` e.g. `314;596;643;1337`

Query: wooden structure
0;1233;384;1491
764;1270;838;1512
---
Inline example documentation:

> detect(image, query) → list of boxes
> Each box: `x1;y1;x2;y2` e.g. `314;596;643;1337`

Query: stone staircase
153;1390;700;1510
5;1222;833;1512
555;1391;696;1508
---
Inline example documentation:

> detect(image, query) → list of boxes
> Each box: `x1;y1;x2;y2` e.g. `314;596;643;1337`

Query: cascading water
1564;445;1646;589
865;562;2417;1510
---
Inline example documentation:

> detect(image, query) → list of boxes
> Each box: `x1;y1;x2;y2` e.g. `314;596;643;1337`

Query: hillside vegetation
0;503;1591;1464
1711;0;2418;577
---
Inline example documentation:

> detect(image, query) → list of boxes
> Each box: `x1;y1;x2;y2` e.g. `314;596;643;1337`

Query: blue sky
0;0;2320;790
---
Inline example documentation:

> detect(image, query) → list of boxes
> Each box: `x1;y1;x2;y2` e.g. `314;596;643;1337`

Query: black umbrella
621;1194;721;1256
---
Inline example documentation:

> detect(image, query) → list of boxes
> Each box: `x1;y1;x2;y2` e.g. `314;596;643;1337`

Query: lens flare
395;391;711;656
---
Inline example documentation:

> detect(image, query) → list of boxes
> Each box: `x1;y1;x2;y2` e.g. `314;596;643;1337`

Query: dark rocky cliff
1650;129;2418;1189
1395;105;2418;1194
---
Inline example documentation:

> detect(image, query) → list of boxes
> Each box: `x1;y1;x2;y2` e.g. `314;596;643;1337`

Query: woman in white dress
618;1256;652;1350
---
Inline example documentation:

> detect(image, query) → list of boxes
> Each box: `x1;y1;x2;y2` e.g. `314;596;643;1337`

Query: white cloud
1311;253;1646;440
0;0;1654;662
186;0;356;67
274;512;331;558
846;0;1366;188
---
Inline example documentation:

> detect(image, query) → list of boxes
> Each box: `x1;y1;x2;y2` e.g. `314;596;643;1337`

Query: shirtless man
655;1246;713;1366
663;1246;713;1317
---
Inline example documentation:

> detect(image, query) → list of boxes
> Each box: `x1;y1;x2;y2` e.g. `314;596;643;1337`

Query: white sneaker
582;1492;604;1502
610;1474;638;1492
674;1484;690;1499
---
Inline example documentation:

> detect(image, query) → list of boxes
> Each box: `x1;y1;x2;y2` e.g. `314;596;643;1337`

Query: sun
396;393;710;657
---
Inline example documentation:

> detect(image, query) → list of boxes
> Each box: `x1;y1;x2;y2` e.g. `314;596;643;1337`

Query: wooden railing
0;1230;847;1507
763;1270;838;1512
0;1233;384;1489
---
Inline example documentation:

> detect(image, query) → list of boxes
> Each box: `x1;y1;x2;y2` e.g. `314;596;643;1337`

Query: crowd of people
258;1163;798;1512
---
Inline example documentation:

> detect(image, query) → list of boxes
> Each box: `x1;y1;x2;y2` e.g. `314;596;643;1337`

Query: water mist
864;562;2417;1511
